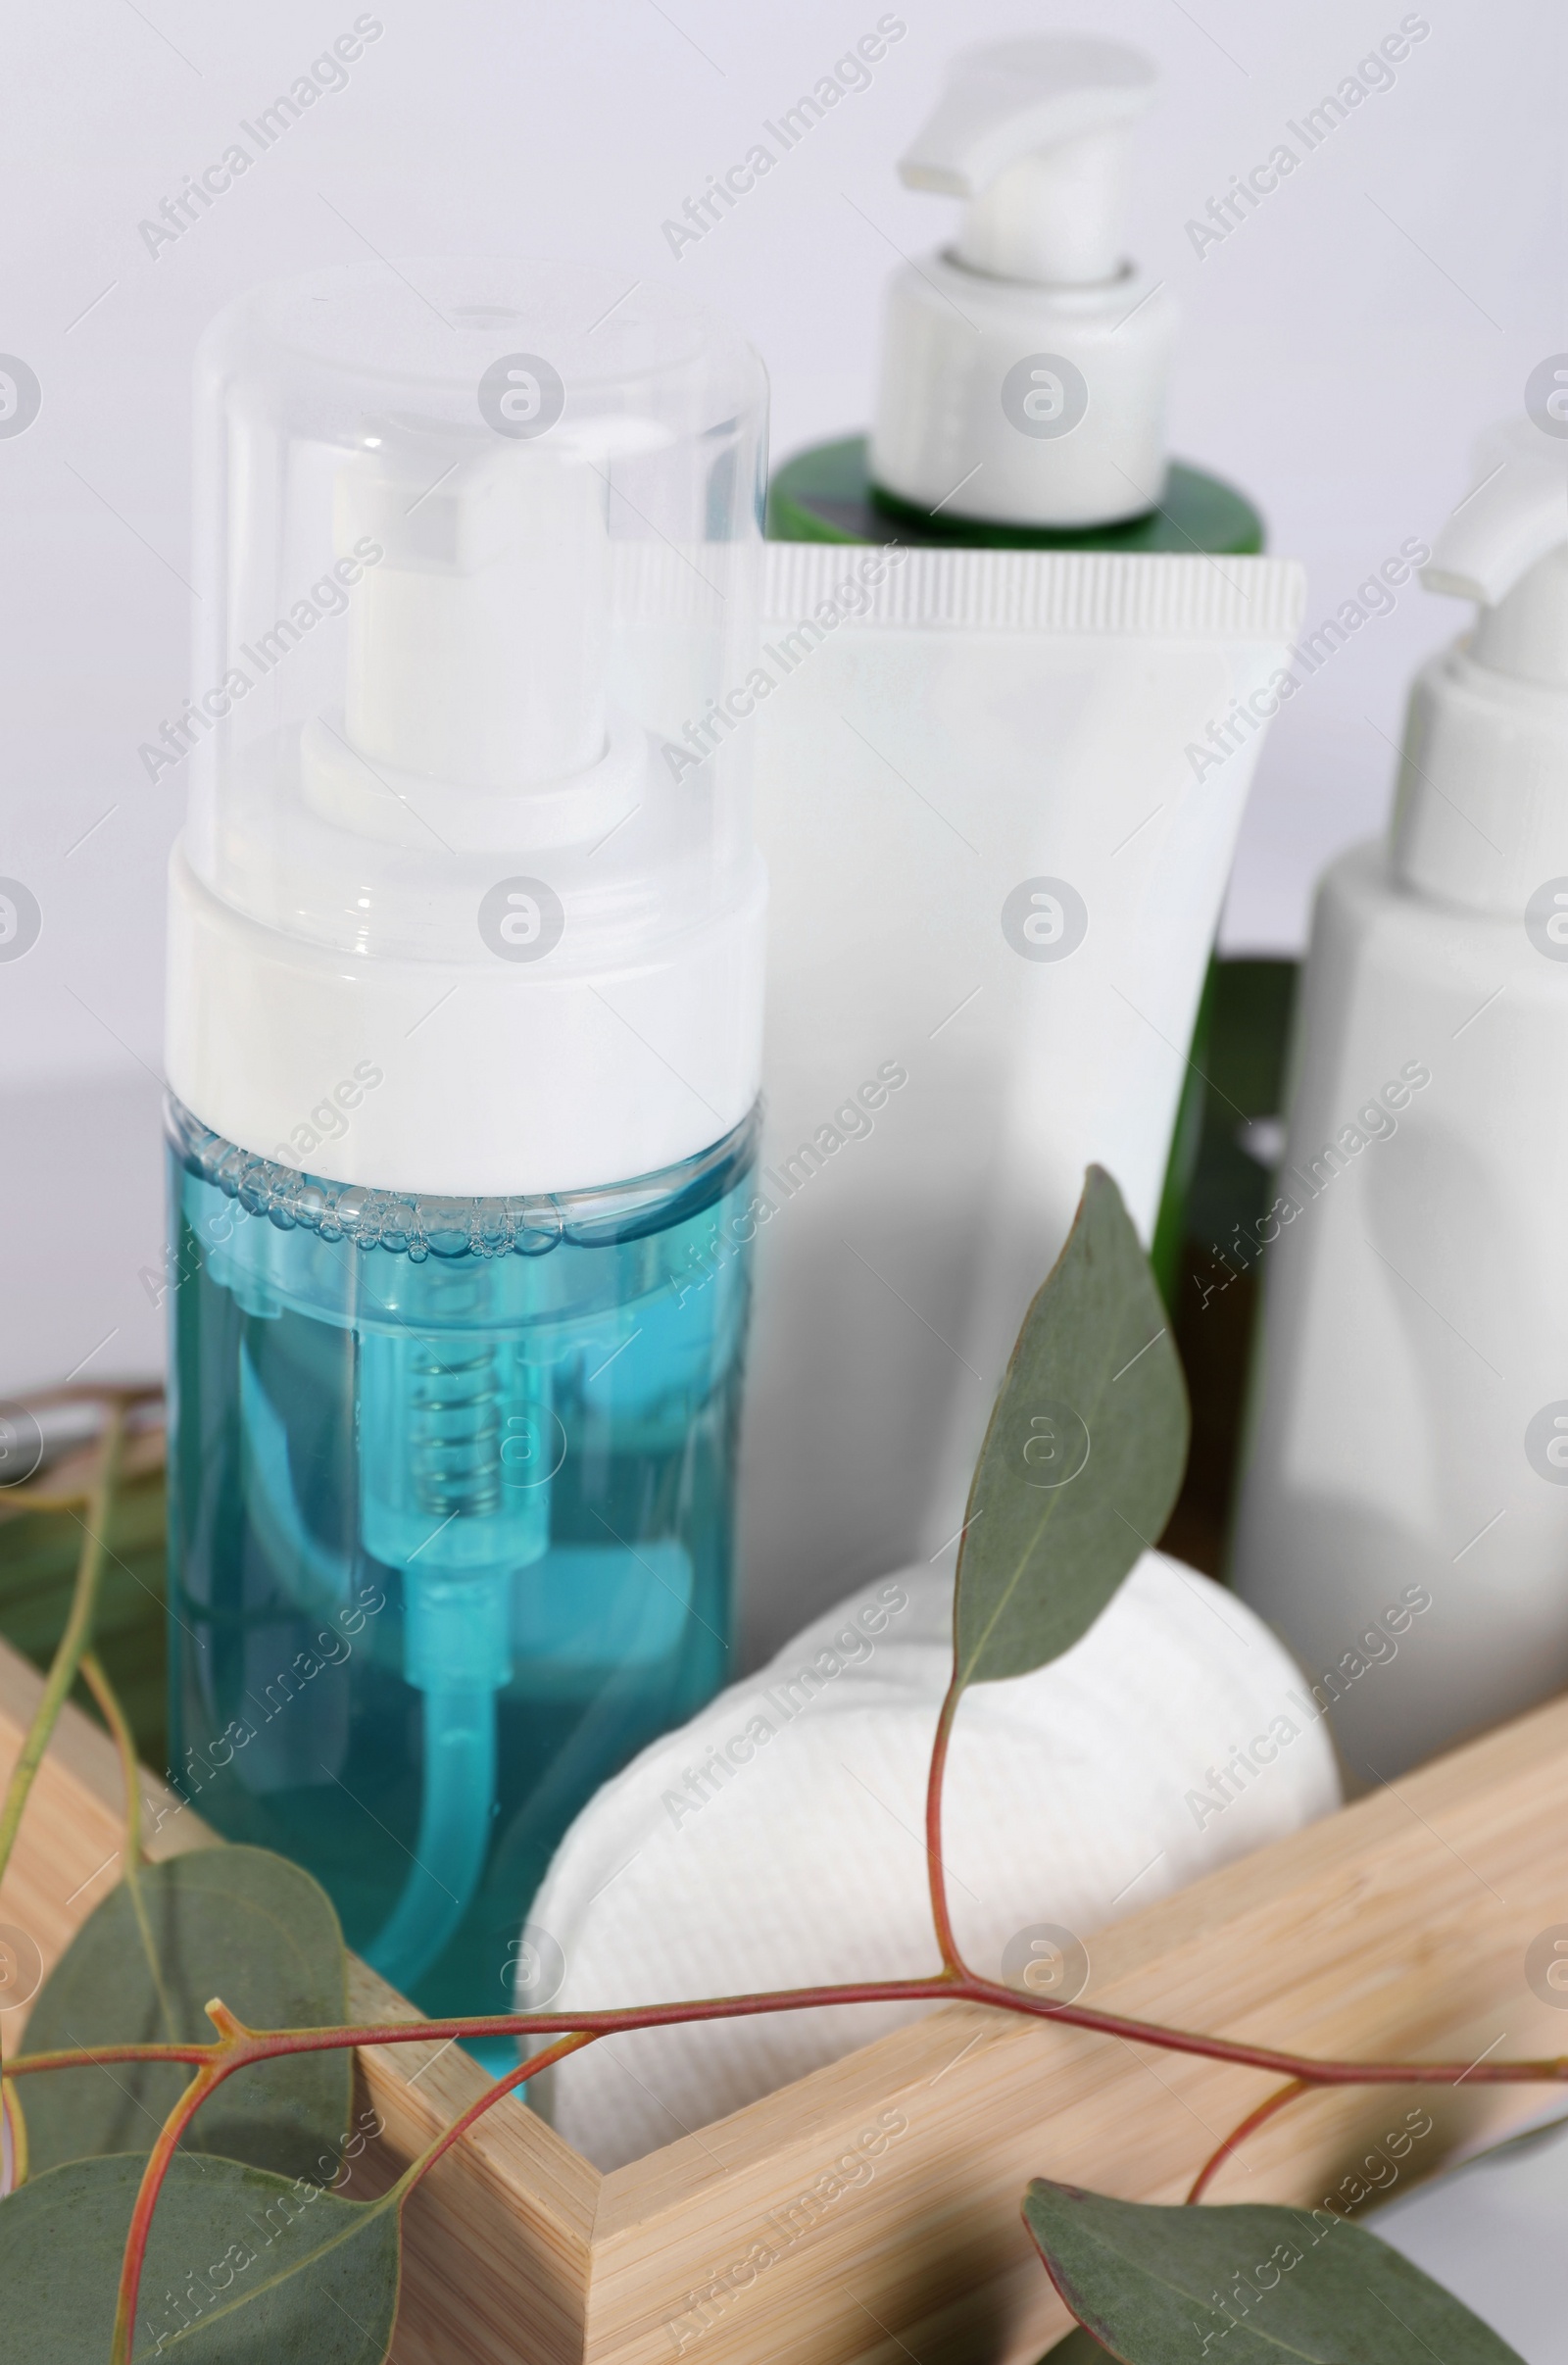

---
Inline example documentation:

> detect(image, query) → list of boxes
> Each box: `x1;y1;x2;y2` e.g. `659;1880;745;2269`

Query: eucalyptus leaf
954;1167;1189;1688
1022;2181;1524;2365
18;1848;351;2182
0;2150;398;2362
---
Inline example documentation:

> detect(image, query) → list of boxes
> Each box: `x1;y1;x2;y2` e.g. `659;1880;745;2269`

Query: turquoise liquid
165;1095;755;2026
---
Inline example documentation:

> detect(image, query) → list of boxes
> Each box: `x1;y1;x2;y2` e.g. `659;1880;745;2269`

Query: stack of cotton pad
522;1553;1339;2170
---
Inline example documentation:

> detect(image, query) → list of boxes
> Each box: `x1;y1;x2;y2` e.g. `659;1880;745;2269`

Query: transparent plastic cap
182;261;768;965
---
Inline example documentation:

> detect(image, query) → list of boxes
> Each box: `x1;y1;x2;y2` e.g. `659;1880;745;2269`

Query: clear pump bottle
164;263;768;2024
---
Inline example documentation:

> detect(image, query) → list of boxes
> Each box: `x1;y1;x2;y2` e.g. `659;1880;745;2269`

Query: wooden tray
2;1633;1563;2365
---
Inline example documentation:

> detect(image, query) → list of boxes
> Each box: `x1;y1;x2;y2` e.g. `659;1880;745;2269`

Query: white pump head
1421;420;1568;687
333;433;612;791
167;262;769;1197
1393;420;1568;907
869;37;1175;528
899;37;1155;285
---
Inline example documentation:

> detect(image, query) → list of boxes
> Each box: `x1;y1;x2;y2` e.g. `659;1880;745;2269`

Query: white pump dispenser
1391;425;1568;909
333;433;612;792
168;263;768;1198
1233;421;1568;1777
869;37;1175;527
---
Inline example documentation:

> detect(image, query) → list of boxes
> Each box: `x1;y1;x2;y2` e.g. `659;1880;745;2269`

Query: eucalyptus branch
80;1650;178;2044
25;1946;1568;2361
924;1676;964;1976
109;2025;598;2359
0;1400;125;1895
392;2030;598;2197
0;1384;162;1524
0;1488;100;1520
79;1654;144;1868
14;1978;1566;2100
0;1398;126;2104
0;2075;24;2197
109;2017;232;2365
1186;2078;1310;2202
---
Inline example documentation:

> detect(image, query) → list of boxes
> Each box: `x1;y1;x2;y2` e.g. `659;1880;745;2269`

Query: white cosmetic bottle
742;39;1301;1656
1233;422;1568;1777
868;35;1174;527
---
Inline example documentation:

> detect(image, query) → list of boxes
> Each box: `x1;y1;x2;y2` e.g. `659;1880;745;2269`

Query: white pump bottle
1233;422;1568;1777
870;37;1174;526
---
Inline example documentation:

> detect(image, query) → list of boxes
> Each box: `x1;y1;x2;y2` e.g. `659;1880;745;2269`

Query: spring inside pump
409;1344;505;1521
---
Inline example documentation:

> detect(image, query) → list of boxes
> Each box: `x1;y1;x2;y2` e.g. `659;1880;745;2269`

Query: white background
2;7;1565;2329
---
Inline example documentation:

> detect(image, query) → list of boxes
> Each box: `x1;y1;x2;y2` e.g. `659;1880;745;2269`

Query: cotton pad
521;1552;1340;2169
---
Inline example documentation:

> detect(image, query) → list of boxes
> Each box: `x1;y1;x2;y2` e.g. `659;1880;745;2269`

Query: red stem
110;2060;221;2365
397;2031;596;2195
94;1974;1563;2357
925;1677;963;1975
20;1976;1562;2097
1186;2078;1309;2201
9;2043;211;2075
107;2033;592;2358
